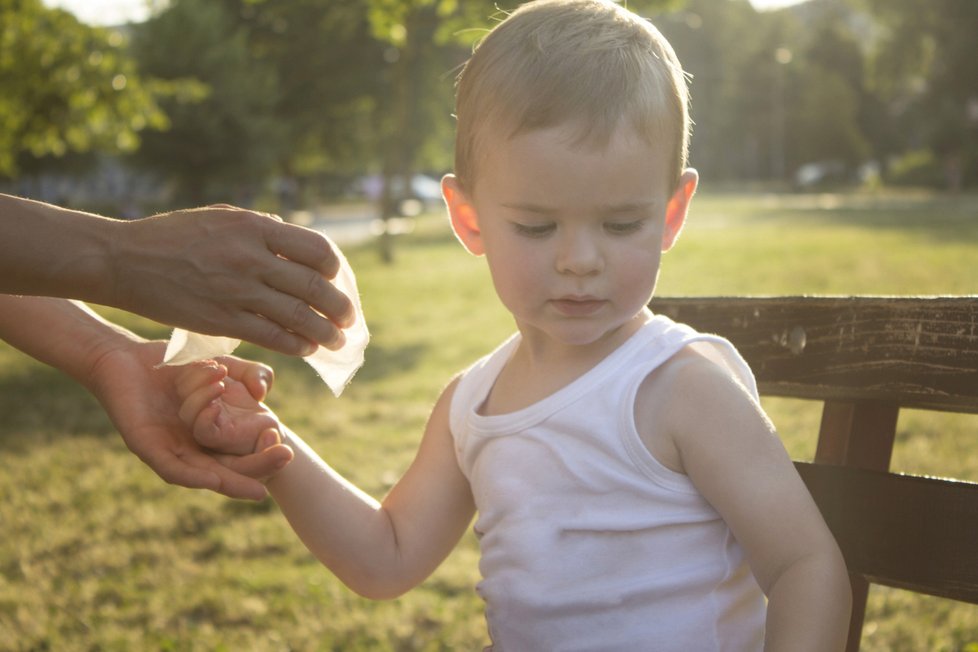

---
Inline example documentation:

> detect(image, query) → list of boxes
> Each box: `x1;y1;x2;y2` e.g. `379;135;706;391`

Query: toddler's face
466;123;684;351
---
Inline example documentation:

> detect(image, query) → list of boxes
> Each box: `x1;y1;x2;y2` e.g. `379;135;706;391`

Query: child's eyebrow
500;201;658;215
597;201;658;214
499;202;559;215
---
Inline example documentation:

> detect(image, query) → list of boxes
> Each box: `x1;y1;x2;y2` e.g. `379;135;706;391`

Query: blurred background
3;0;976;223
3;2;978;649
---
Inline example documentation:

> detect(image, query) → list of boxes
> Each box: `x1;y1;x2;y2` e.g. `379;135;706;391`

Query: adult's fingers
260;253;355;330
222;310;321;357
174;445;274;502
242;280;349;353
264;220;341;279
255;428;282;453
137;445;222;494
143;441;276;501
216;436;294;480
209;465;270;501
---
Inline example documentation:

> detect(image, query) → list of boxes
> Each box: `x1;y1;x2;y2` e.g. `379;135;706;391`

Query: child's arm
637;351;851;651
178;370;476;599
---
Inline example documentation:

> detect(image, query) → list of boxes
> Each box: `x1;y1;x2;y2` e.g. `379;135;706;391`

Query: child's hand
176;361;290;461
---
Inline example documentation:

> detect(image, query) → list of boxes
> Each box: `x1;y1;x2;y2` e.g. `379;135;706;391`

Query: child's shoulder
634;343;764;473
638;337;753;403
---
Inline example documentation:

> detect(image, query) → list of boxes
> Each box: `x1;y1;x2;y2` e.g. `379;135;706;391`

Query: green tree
218;1;387;185
660;0;878;183
789;13;871;175
658;0;799;180
0;0;165;178
789;67;869;172
129;0;283;204
862;0;978;188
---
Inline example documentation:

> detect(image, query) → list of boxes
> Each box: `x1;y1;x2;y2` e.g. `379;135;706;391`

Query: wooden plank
815;400;899;471
795;462;978;604
650;296;978;413
812;400;900;651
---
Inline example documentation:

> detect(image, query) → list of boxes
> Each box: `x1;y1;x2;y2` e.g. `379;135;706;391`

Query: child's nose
555;231;604;276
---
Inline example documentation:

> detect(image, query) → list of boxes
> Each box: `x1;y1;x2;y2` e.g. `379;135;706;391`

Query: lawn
1;188;977;650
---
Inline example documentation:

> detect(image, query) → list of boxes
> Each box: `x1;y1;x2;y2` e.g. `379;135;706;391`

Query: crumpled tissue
162;236;369;397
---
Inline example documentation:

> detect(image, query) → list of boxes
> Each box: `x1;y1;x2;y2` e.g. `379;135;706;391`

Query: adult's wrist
0;193;117;302
64;211;120;307
69;305;147;393
0;295;142;392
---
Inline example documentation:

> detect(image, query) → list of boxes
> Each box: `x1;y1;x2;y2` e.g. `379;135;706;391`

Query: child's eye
512;222;556;238
604;220;645;235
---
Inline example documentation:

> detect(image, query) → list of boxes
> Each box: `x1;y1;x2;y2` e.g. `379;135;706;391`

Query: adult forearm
0;295;137;389
763;552;852;651
1;193;355;355
267;428;411;599
0;193;115;302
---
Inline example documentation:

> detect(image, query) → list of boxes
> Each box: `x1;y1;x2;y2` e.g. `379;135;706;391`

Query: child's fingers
219;356;274;401
191;401;225;448
177;382;225;428
174;360;227;399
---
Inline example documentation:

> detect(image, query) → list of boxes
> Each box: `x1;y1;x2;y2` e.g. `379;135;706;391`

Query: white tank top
450;314;766;651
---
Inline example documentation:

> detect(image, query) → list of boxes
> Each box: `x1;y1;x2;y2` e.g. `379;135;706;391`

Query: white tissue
163;236;369;397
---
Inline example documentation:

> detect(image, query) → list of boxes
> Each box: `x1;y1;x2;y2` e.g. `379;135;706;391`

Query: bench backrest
650;296;978;413
649;296;978;650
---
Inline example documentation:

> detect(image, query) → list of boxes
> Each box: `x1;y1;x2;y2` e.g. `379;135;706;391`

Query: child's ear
661;168;698;252
442;174;484;256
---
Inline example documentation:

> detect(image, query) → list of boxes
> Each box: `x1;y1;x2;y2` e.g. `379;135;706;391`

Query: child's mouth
551;297;605;317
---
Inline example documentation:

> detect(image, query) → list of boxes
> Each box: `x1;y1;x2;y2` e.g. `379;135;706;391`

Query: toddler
177;1;851;649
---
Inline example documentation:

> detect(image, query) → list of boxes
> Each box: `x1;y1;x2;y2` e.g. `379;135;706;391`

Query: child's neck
480;311;651;416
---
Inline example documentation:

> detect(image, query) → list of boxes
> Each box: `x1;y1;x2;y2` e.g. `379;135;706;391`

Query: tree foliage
657;0;879;182
0;0;165;178
4;0;976;193
128;0;282;203
860;0;978;187
217;1;387;179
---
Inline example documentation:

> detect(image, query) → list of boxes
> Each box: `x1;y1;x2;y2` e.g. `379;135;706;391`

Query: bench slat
650;296;978;413
649;296;978;649
795;462;978;603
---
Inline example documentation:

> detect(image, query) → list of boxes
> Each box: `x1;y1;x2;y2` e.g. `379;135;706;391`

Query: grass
1;188;977;650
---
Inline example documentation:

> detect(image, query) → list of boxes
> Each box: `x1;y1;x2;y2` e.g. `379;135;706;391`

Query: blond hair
453;0;690;193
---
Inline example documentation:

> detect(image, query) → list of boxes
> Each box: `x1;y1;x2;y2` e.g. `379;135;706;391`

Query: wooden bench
649;296;978;651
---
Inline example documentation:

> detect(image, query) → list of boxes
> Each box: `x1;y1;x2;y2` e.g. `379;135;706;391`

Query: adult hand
1;194;356;357
88;339;292;500
105;205;355;356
